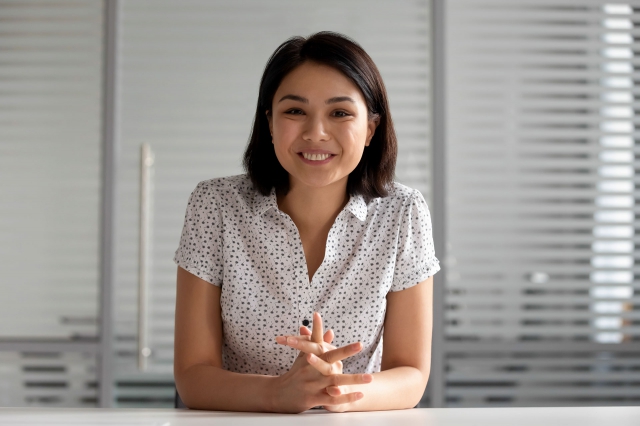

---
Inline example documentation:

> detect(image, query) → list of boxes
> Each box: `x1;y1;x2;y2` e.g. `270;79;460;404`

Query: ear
365;115;380;147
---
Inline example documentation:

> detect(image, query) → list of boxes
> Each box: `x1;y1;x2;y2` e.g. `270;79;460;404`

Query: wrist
263;375;281;412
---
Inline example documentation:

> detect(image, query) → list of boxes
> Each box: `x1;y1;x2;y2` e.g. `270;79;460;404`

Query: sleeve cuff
173;250;221;286
390;261;440;293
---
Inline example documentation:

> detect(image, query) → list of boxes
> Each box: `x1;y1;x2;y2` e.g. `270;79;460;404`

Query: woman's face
267;61;378;192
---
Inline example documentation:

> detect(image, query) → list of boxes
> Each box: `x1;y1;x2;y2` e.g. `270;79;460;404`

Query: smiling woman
268;62;377;197
173;32;440;413
244;32;396;199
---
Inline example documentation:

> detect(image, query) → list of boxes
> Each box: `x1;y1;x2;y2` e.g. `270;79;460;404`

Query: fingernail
362;374;373;383
356;392;364;399
275;336;286;344
287;337;298;345
351;342;362;351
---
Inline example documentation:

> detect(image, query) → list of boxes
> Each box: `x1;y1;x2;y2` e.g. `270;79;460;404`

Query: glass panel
0;0;103;339
0;351;97;407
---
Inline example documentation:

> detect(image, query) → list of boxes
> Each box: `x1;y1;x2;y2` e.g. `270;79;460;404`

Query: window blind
0;0;104;407
444;0;640;406
0;351;97;407
0;0;103;340
113;0;432;407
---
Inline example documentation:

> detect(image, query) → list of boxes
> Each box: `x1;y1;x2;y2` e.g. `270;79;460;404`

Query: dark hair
243;31;397;198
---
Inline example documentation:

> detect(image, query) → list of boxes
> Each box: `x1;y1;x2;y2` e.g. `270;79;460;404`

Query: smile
301;152;332;161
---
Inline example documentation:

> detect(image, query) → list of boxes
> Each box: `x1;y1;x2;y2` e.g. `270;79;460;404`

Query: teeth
302;153;331;161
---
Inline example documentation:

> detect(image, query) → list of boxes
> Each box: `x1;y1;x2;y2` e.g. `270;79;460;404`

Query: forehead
275;62;364;101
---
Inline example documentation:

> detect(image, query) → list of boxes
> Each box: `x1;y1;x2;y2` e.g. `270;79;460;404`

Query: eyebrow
278;94;308;104
277;94;356;104
326;96;355;104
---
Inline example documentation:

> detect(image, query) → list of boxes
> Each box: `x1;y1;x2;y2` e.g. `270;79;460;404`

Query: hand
275;312;373;412
297;322;357;412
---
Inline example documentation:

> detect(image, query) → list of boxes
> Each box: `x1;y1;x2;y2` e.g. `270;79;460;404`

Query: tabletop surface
0;406;639;426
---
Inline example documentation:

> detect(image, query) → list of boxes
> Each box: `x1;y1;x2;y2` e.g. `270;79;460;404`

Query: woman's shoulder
389;181;420;199
359;182;429;224
190;174;260;209
370;181;424;209
194;174;252;192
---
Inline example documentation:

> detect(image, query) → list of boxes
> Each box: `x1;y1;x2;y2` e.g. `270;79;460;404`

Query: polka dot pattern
174;174;440;376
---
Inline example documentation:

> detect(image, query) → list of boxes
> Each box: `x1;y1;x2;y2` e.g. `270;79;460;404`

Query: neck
277;178;349;229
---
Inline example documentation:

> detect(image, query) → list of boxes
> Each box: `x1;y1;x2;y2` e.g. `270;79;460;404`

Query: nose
302;114;330;142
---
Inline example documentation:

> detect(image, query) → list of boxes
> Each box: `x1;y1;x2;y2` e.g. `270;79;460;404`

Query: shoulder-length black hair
243;31;397;198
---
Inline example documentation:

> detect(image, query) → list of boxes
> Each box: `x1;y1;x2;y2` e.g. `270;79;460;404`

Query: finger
311;312;324;344
323;329;334;344
283;337;325;356
325;386;341;397
275;335;338;354
307;352;339;375
276;334;312;342
325;372;373;387
300;326;312;336
318;391;364;407
275;333;313;345
321;342;363;364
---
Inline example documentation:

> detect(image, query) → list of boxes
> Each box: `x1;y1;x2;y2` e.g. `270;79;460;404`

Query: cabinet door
113;0;433;407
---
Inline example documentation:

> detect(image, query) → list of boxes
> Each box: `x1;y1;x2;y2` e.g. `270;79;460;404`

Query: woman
173;31;440;413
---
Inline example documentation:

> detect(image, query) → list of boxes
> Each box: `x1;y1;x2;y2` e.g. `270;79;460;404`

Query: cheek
340;122;369;151
272;119;300;146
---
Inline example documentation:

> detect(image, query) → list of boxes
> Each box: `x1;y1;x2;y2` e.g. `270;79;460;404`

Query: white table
1;406;639;425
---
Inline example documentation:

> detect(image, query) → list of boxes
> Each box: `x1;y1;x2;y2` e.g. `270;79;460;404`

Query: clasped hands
273;312;373;413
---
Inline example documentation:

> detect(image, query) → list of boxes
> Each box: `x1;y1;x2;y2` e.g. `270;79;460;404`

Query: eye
332;110;351;118
284;108;304;115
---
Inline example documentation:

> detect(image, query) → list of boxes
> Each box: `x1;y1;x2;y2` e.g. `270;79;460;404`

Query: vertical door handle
138;143;154;371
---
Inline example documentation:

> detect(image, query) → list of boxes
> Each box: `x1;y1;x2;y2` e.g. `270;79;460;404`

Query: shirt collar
251;187;279;216
251;187;368;222
344;193;368;222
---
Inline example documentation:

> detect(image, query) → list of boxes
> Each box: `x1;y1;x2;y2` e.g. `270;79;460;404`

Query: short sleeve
390;190;440;292
173;181;223;286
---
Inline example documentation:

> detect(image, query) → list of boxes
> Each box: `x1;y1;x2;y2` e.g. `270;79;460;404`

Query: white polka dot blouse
174;174;440;375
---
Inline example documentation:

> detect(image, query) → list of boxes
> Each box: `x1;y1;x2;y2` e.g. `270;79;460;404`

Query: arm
347;275;433;411
173;266;277;411
345;276;433;411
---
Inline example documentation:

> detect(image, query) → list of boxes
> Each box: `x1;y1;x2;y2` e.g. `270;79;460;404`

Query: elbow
173;363;204;410
401;365;431;409
174;367;191;409
421;364;431;390
411;365;431;408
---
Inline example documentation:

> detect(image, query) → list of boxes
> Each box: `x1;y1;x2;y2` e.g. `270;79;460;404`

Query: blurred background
0;0;638;409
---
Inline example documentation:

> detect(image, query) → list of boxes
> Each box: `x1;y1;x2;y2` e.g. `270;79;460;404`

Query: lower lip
298;154;335;165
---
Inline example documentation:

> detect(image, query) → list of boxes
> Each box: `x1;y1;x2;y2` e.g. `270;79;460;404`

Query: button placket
279;211;311;332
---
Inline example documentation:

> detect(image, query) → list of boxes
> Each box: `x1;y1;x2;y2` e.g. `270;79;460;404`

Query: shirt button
302;319;310;326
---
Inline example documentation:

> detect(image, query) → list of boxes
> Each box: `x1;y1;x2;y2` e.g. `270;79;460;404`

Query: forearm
176;363;278;412
344;366;428;411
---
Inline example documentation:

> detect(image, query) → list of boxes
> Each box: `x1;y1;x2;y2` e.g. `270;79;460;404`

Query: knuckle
330;374;340;386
